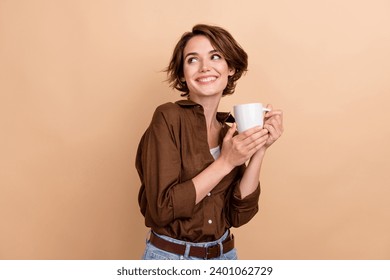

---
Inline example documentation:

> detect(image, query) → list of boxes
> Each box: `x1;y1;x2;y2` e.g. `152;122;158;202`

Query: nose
199;60;211;72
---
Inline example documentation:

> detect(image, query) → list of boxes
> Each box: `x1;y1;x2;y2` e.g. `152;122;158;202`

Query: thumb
265;104;273;118
224;123;237;140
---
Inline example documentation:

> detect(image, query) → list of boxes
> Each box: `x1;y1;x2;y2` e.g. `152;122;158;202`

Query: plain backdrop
1;0;390;259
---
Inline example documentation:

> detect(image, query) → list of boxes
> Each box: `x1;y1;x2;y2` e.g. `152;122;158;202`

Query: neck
189;94;222;148
189;95;221;129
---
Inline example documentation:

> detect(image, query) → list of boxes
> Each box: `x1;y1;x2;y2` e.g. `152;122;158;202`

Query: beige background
1;0;390;260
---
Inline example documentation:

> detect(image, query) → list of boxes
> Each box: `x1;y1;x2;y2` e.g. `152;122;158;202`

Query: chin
191;86;226;97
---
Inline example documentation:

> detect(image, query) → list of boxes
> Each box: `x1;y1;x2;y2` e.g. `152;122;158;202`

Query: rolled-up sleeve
225;166;261;227
137;105;196;227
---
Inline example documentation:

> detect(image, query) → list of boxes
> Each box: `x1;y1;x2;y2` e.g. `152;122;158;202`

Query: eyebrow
184;49;219;59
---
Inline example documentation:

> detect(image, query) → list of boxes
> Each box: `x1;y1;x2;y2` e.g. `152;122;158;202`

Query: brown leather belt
149;232;235;259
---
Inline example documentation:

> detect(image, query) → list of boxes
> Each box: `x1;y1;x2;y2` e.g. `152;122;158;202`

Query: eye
187;57;198;64
211;54;222;60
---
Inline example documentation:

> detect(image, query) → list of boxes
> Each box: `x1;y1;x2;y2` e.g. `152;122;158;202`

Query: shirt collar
175;99;199;107
175;99;235;123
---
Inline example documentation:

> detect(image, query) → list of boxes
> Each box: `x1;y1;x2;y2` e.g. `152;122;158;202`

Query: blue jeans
142;230;238;260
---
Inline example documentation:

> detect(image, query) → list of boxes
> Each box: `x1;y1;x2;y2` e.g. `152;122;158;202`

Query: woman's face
182;35;234;100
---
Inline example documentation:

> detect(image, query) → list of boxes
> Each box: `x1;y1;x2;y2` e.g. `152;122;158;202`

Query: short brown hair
166;24;248;97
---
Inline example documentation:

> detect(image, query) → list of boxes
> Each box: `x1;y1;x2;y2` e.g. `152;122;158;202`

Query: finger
267;110;283;116
241;129;269;152
224;123;237;141
264;123;276;137
265;114;283;131
235;125;262;141
239;128;268;146
263;104;272;117
253;128;269;139
269;115;283;135
253;138;268;151
274;115;284;134
265;109;283;119
264;123;281;140
246;138;268;157
248;133;269;151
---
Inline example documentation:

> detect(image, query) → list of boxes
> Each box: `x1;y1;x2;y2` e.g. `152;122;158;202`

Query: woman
136;24;283;260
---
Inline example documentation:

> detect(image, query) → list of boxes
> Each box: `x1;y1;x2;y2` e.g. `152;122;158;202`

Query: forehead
183;35;216;55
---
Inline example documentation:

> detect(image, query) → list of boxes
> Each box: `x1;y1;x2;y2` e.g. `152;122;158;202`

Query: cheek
183;65;195;79
220;66;232;80
218;63;232;75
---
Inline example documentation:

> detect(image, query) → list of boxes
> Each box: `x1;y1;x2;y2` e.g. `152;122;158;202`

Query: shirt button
208;219;212;224
207;192;211;197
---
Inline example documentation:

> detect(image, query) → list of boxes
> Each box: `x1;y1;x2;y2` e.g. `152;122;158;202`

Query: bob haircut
166;24;248;97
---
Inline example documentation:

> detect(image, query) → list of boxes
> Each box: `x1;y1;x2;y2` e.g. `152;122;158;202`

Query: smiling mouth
196;76;217;83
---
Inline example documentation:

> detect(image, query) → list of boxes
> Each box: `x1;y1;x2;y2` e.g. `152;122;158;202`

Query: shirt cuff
231;183;261;211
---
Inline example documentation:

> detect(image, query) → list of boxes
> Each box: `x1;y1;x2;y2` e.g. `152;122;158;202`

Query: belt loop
145;230;151;244
184;243;191;258
219;242;223;256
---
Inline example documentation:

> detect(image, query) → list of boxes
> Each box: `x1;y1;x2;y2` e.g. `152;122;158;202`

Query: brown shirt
136;100;260;242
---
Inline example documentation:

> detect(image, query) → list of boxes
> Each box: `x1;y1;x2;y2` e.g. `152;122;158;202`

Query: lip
196;75;218;83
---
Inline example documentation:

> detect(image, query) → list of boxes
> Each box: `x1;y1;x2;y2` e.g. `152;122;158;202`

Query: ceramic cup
233;103;271;133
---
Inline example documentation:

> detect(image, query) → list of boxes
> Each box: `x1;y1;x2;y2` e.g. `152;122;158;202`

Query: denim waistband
151;230;230;248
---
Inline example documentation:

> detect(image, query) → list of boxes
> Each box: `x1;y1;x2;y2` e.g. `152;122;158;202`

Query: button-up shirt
136;100;260;242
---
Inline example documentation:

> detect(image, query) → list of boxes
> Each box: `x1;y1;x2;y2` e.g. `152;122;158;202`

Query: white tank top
209;146;221;160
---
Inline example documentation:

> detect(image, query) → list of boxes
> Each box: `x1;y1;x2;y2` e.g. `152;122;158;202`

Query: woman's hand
219;123;269;170
262;104;283;150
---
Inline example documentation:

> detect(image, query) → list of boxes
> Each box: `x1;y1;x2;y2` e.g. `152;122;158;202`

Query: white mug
233;103;271;133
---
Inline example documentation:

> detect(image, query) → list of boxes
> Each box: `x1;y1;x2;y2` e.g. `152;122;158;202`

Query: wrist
215;156;235;175
251;148;266;161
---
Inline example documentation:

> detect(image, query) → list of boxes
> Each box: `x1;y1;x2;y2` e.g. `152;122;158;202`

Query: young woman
136;24;283;260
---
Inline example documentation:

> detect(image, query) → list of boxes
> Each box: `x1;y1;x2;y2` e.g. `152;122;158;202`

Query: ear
228;68;235;76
